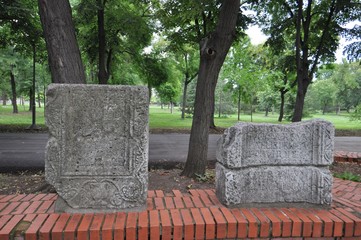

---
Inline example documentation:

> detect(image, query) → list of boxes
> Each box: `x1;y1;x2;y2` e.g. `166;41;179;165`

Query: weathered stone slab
45;84;148;212
216;120;334;207
216;163;333;206
217;120;334;168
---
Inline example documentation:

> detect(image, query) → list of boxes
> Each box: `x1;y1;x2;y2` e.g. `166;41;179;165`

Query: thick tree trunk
182;0;240;177
210;103;216;129
98;3;108;84
10;68;18;114
292;75;310;122
38;0;86;84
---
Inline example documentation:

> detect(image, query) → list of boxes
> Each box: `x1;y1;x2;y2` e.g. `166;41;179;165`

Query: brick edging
334;151;361;164
0;179;360;240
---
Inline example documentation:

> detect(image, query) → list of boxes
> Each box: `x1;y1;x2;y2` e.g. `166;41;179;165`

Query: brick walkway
0;178;360;240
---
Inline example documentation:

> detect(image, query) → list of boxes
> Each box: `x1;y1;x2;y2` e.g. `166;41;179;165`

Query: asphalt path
0;133;360;171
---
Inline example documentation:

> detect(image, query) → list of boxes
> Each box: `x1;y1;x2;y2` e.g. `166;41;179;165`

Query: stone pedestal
216;120;334;207
45;84;148;213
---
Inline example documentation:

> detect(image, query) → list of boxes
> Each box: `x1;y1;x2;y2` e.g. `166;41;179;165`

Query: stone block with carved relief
216;120;334;207
45;84;148;213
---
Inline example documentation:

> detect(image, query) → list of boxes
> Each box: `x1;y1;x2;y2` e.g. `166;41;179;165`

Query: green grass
149;106;361;130
0;105;46;127
333;172;361;182
1;104;361;130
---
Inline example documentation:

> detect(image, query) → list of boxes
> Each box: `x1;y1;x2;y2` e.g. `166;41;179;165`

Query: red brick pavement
0;178;360;240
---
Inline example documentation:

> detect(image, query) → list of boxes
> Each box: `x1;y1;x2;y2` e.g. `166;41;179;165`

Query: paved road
0;133;360;171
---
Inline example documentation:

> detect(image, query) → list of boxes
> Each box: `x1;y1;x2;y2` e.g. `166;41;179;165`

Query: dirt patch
1;163;359;195
0;168;215;195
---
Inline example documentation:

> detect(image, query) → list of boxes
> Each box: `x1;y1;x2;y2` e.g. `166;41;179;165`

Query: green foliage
350;104;361;122
74;0;154;83
333;172;361;182
306;79;337;114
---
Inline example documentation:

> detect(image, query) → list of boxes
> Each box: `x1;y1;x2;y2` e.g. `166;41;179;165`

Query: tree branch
310;0;336;78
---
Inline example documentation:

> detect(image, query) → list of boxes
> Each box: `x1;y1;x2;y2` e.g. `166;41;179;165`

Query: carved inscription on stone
217;120;334;168
216;120;334;207
45;84;148;212
216;164;333;206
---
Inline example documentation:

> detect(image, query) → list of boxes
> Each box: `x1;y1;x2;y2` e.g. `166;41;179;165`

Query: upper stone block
217;120;334;168
45;84;149;212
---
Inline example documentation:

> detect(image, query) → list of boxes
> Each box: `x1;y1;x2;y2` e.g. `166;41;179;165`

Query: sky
245;23;360;63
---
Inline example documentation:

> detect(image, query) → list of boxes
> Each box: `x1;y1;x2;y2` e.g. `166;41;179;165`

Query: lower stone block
216;163;333;207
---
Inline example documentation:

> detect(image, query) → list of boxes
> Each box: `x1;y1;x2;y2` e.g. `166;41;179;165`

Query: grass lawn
1;104;361;130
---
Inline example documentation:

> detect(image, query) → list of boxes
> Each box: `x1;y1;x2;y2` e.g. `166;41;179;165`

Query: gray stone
216;164;333;206
216;120;334;207
45;84;148;212
217;120;334;168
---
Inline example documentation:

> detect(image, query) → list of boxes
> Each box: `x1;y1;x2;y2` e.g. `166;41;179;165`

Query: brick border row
334;151;361;164
0;179;360;240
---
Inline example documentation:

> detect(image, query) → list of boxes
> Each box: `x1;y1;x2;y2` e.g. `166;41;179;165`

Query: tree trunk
210;102;216;129
265;107;269;117
29;89;33;111
292;0;306;122
181;80;188;119
147;82;152;102
292;74;311;122
278;90;285;122
38;0;86;84
10;67;18;114
98;2;108;84
182;0;240;177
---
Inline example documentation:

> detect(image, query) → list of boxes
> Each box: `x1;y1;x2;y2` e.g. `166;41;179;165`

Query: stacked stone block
216;120;334;207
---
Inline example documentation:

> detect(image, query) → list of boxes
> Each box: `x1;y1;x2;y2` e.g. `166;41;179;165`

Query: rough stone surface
217;120;334;168
216;164;333;206
45;84;148;212
216;120;334;207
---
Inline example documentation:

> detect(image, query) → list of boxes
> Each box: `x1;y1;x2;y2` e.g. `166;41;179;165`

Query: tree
154;0;250;128
306;78;337;114
75;0;153;84
182;1;240;177
38;0;86;84
254;0;361;122
157;82;179;113
222;37;265;121
172;44;199;119
263;49;297;122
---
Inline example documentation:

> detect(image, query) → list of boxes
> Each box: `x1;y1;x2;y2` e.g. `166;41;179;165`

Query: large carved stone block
45;84;148;212
216;120;334;207
216;164;333;206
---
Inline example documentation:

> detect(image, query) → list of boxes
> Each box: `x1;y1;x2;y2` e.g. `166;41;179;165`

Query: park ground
0;104;360;195
1;104;361;134
0;161;360;195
